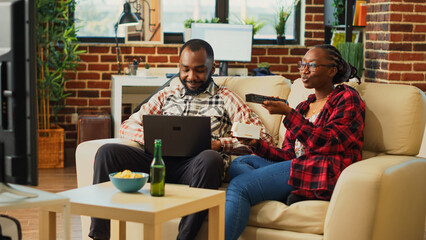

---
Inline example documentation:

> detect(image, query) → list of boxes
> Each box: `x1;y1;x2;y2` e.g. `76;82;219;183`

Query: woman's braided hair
314;44;360;84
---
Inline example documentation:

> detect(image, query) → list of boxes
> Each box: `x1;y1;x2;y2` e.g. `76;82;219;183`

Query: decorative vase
129;64;138;75
276;36;285;45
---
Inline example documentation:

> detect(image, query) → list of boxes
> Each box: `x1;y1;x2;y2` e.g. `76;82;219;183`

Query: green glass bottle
150;139;165;196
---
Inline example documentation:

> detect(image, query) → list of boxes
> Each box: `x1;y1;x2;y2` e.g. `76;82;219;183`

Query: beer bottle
150;139;165;196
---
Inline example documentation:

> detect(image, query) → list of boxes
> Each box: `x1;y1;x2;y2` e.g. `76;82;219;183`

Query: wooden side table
56;181;225;240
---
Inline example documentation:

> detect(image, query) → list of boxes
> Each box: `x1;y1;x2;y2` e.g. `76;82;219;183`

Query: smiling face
179;47;215;95
299;47;337;91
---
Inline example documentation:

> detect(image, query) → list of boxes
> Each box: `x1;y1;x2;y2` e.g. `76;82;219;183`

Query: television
0;0;38;197
190;23;253;76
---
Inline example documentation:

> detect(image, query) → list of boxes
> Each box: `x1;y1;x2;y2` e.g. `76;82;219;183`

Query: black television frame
0;0;38;197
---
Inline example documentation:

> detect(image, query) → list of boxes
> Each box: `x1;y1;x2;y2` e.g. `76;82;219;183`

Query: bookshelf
324;0;365;44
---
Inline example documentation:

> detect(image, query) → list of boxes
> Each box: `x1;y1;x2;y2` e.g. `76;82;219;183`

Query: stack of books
352;0;367;26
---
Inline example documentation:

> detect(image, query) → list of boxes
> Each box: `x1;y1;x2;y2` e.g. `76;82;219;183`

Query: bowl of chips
109;170;149;193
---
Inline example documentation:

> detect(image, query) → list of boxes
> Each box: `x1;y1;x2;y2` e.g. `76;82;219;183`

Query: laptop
143;115;212;157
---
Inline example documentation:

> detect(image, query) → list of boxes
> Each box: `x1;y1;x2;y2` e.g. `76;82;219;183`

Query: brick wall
60;0;425;155
364;0;426;90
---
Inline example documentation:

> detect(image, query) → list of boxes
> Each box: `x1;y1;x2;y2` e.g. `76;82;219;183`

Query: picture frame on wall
330;30;360;47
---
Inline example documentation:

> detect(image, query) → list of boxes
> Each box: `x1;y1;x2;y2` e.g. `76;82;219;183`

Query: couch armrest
324;155;426;240
75;138;142;188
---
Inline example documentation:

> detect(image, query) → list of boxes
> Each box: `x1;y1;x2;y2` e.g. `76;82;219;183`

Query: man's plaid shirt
120;80;273;170
255;84;365;200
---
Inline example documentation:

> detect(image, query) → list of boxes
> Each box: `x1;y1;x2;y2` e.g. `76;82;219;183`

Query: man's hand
211;140;222;151
262;100;292;115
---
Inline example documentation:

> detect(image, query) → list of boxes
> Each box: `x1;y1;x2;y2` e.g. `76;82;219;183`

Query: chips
113;170;143;178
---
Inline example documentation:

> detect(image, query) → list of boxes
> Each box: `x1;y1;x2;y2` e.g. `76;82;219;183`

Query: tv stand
219;61;228;76
0;182;37;198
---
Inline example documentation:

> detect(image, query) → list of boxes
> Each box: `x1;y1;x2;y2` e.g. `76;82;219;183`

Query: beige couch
76;75;426;240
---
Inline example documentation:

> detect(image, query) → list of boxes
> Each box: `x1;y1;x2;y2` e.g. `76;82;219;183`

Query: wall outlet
71;113;78;124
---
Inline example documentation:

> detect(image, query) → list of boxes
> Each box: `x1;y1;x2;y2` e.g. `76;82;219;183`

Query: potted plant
137;63;151;76
273;0;300;44
239;16;266;37
36;0;84;168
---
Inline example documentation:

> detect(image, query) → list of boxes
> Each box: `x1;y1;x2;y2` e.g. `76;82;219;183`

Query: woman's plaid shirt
120;80;273;169
256;84;365;200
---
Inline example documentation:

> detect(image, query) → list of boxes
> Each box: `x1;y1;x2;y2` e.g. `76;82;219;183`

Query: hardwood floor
1;166;425;240
0;167;82;239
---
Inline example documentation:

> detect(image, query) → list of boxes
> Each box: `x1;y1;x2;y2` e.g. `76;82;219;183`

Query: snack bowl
109;172;149;193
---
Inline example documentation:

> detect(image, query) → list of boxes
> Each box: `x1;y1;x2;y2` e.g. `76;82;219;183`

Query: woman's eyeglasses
297;61;335;72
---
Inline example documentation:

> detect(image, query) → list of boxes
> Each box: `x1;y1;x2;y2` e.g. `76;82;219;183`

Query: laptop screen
143;115;211;157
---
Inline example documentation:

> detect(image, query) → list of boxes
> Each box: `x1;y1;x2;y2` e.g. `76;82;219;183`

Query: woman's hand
262;100;292;115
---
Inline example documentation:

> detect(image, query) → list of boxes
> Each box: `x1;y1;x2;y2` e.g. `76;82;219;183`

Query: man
89;39;273;240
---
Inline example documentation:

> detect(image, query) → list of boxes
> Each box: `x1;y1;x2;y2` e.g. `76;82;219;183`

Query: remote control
245;94;288;105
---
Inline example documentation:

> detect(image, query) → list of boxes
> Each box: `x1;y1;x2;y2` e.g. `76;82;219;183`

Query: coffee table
54;181;225;240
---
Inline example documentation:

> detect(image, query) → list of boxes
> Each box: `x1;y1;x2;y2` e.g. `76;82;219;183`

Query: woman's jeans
225;155;294;240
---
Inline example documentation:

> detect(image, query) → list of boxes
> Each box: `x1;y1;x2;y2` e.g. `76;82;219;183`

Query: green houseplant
273;0;300;44
239;16;266;37
36;0;84;167
37;0;83;128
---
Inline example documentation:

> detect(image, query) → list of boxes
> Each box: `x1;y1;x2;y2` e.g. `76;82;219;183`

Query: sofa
76;75;426;240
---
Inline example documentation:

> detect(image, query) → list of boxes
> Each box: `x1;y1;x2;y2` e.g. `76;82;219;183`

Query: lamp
114;2;139;74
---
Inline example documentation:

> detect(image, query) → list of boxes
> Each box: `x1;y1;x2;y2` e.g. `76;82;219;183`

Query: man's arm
119;87;169;144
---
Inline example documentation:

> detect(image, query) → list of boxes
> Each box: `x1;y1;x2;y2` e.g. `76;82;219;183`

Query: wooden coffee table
53;181;225;240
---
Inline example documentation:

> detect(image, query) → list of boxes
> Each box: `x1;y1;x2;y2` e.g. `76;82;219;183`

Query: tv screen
190;23;253;62
0;0;38;192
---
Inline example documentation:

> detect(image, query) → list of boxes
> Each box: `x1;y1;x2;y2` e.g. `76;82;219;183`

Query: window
75;0;126;38
162;0;216;33
75;0;300;44
229;0;298;40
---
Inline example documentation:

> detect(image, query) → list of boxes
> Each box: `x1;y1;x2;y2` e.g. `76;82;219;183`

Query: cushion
351;83;426;156
278;78;314;146
247;200;329;234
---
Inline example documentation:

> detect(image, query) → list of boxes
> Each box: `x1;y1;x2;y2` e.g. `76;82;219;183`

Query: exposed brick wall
364;0;426;91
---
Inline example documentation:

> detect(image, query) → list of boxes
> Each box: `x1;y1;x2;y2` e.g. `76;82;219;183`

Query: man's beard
179;74;213;96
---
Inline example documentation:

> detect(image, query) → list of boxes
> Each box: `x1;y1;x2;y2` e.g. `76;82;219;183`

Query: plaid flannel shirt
120;80;273;171
255;84;365;200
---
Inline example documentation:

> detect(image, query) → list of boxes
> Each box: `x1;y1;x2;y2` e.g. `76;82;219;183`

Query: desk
0;184;70;240
57;181;224;240
111;75;168;137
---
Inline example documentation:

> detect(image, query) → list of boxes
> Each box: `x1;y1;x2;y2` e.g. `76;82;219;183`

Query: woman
225;44;366;240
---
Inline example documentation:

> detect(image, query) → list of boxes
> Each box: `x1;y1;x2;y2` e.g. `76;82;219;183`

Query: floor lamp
115;2;139;74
